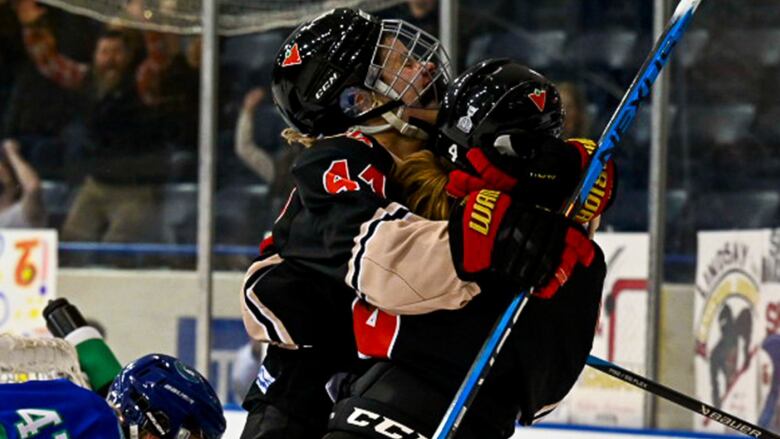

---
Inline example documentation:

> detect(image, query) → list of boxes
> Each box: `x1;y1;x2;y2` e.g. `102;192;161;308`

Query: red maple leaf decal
528;88;547;112
281;43;302;67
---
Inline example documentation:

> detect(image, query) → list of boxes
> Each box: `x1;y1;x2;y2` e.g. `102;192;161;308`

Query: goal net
0;333;89;388
36;0;409;35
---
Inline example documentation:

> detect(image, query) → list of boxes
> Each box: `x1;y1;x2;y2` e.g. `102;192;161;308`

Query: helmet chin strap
380;110;429;140
355;79;429;140
352;109;429;140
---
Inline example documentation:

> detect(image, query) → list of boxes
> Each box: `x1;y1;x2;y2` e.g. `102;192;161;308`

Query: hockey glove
445;135;616;224
449;189;595;297
444;131;559;198
442;133;584;200
445;146;519;198
566;138;617;224
483;135;616;220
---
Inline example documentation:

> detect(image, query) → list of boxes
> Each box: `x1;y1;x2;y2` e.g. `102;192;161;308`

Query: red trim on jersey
346;129;374;148
352;299;399;359
259;235;274;255
275;188;297;224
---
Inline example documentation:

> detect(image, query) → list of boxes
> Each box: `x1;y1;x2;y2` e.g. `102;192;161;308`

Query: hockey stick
433;1;705;437
586;355;779;438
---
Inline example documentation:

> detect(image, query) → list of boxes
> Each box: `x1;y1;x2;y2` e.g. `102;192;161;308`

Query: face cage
365;19;452;110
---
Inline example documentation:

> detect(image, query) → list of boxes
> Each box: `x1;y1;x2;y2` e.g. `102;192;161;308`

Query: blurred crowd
0;0;778;275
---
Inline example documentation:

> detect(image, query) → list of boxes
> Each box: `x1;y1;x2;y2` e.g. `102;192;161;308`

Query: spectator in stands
17;1;175;247
235;87;276;184
0;139;45;228
558;81;591;139
136;31;199;182
3;1;103;182
0;0;25;130
379;0;439;36
235;86;300;232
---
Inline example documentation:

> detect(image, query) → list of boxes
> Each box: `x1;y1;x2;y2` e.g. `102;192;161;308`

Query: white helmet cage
364;19;452;111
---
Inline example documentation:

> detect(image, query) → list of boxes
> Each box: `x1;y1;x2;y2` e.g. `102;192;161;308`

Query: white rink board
223;410;743;439
545;232;650;427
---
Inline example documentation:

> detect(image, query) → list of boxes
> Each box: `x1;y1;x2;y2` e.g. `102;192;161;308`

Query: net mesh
37;0;408;35
0;333;89;388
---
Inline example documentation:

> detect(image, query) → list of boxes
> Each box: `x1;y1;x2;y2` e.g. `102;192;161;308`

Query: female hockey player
239;9;595;438
323;59;616;439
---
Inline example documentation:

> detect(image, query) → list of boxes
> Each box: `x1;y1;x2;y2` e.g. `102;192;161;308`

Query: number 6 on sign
15;240;38;287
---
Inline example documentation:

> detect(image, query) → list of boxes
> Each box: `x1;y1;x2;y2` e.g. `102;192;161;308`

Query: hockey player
107;353;226;439
240;9;596;439
0;379;123;439
0;298;226;439
322;59;615;439
240;9;453;437
0;353;225;439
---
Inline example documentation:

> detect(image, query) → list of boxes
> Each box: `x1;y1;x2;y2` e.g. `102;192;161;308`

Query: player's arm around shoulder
284;135;485;315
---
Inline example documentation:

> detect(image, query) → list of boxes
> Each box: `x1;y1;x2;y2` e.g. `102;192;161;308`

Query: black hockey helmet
435;58;564;169
271;8;452;137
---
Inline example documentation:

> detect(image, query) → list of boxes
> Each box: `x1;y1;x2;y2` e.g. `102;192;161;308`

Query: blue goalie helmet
107;354;226;439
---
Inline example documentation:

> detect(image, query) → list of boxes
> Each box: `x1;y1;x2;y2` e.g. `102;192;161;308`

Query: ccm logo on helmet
315;71;341;100
346;407;428;439
468;189;500;235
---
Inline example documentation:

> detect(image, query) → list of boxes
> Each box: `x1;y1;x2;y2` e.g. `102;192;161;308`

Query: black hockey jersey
271;130;481;315
240;129;606;437
351;243;607;436
242;130;481;349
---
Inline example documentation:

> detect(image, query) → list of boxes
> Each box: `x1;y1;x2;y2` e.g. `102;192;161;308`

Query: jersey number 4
323;160;386;197
14;409;69;439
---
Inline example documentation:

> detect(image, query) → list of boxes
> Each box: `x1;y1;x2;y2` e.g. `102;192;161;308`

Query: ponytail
393;150;454;220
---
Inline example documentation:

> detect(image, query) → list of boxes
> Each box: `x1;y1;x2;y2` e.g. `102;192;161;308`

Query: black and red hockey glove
446;135;616;224
445;146;519;198
565;138;617;224
449;189;595;298
444;131;557;198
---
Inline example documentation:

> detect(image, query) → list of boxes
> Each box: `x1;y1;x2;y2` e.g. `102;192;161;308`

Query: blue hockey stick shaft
586;355;779;438
433;1;704;437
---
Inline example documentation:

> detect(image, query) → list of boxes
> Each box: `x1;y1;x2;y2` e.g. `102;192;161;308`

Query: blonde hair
281;128;317;149
392;150;454;220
